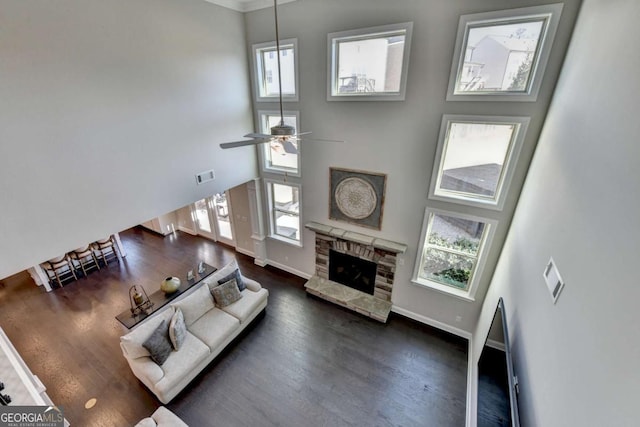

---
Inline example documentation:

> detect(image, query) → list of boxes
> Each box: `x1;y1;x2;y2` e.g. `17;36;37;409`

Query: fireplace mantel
305;222;408;254
304;222;407;322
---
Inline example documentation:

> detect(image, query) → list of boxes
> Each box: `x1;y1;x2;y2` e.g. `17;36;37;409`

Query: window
253;38;298;102
265;180;302;246
328;22;413;101
447;4;563;101
412;208;496;300
429;115;529;210
258;110;301;176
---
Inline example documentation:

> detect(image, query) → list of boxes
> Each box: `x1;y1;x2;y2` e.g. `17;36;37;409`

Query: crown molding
204;0;297;13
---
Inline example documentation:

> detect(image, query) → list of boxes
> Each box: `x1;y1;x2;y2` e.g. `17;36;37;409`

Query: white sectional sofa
135;406;188;427
120;260;268;404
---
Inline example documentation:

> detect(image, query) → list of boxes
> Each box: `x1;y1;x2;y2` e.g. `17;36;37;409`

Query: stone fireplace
304;222;407;322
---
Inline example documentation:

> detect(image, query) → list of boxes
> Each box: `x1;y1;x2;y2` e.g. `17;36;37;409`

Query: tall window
258;110;300;176
265;180;302;246
328;22;413;101
429;115;529;210
413;209;496;299
447;4;563;101
253;39;298;102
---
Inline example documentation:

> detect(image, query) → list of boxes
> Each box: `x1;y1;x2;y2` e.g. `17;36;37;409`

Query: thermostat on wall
543;257;565;304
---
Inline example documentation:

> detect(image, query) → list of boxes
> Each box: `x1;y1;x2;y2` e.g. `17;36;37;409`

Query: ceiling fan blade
280;139;298;154
220;139;270;149
244;132;272;139
295;131;313;137
298;136;344;143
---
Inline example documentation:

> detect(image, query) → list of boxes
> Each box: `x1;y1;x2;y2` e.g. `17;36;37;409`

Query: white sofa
135;406;188;427
120;260;268;404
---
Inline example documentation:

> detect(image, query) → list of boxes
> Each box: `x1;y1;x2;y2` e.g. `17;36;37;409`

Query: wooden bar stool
92;236;120;265
69;245;101;276
42;255;78;287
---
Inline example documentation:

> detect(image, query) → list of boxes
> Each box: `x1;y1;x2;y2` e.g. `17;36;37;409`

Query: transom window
447;4;563;101
429;115;529;210
413;209;496;300
253;38;298;102
328;22;413;101
258;110;300;176
265;180;302;246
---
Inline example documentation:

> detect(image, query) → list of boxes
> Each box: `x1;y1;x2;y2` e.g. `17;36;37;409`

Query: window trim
446;3;563;102
327;22;413;101
428;114;530;210
252;38;299;102
411;208;497;301
264;179;303;247
257;110;302;177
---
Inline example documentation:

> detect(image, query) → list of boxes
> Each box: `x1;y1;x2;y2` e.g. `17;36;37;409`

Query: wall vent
195;169;215;185
543;257;565;304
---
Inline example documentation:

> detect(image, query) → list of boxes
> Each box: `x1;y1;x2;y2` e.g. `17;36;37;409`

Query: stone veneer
304;222;407;321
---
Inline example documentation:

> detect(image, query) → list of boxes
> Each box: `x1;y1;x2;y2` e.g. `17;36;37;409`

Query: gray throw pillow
211;278;243;307
142;319;173;365
217;268;246;291
169;308;187;351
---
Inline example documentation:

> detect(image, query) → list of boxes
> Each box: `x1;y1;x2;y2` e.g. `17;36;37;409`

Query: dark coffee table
116;263;217;329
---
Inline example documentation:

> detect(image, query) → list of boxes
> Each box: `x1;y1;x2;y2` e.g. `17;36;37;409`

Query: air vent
195;169;215;185
543;257;565;304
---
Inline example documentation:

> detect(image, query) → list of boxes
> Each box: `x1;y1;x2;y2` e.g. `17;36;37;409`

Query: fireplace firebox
329;249;377;295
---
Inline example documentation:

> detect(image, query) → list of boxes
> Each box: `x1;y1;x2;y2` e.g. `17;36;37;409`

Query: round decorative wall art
334;177;377;219
329;167;387;230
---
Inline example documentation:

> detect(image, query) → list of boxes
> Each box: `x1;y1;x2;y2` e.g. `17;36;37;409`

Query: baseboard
254;259;268;267
265;259;312;280
390;306;472;339
178;226;197;235
235;247;255;258
466;337;476;427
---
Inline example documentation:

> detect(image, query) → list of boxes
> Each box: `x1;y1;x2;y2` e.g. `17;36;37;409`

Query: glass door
212;192;235;246
193;198;216;241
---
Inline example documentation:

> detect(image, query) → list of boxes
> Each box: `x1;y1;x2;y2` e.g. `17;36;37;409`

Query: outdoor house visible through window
328;22;413;101
429;115;529;210
447;4;563;101
413;209;496;299
266;180;302;246
253;38;298;102
259;111;300;176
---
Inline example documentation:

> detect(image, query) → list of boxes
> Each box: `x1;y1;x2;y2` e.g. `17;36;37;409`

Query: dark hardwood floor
0;227;468;426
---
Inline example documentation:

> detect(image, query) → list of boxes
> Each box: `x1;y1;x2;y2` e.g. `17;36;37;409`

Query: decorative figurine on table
129;285;153;316
198;261;205;274
187;270;194;281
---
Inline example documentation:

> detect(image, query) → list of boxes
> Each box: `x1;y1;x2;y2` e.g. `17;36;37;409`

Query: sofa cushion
121;308;174;360
143;320;173;365
216;268;245;291
157;331;209;391
134;417;156;427
202;259;240;288
169;308;186;351
211;278;243;308
220;288;268;323
171;284;215;326
188;307;240;350
151;406;188;427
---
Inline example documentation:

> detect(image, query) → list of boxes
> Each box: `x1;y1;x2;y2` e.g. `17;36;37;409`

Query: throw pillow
171;284;215;326
142;319;173;365
216;268;246;292
169;308;187;351
210;278;243;308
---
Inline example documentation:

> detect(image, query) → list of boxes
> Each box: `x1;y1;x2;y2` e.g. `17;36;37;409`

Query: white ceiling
204;0;297;13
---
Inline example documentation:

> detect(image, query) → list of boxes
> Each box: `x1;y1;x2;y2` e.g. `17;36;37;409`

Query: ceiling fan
220;0;336;154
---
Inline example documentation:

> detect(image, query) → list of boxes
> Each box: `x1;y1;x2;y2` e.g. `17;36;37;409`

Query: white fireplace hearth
304;222;407;322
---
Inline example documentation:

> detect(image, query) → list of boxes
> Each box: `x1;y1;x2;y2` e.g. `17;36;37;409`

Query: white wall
471;0;640;425
0;0;257;278
244;0;581;332
228;182;255;256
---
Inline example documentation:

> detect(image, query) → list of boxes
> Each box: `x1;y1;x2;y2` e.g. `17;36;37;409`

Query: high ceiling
204;0;297;13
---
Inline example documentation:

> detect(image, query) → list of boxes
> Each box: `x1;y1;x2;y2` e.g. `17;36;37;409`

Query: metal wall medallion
329;168;386;230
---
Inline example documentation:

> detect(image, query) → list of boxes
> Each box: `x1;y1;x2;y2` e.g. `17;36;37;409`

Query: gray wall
472;0;640;425
0;0;256;278
244;0;581;333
